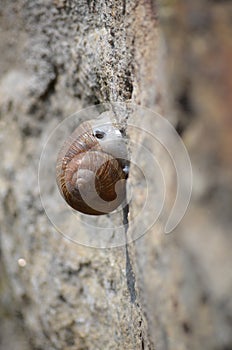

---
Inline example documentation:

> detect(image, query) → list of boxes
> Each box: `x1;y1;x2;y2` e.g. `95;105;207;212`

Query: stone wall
0;1;232;349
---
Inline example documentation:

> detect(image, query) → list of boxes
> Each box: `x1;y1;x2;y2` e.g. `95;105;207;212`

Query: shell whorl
56;119;127;215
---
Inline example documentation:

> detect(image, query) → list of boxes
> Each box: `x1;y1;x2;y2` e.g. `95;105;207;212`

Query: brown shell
56;121;126;215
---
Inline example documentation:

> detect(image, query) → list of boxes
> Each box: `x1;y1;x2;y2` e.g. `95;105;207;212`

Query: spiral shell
56;115;128;215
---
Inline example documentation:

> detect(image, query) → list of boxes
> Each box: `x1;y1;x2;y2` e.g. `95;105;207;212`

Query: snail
56;112;129;215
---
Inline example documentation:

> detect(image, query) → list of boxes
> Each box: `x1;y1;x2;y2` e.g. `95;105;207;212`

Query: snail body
56;113;128;215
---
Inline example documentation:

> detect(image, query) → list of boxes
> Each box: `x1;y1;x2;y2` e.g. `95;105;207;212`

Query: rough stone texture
1;0;232;350
0;1;156;349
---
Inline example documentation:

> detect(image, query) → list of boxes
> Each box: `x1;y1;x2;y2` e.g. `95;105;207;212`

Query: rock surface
0;0;232;350
0;1;156;349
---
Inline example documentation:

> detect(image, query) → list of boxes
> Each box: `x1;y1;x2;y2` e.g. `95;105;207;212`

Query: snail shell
56;113;128;215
